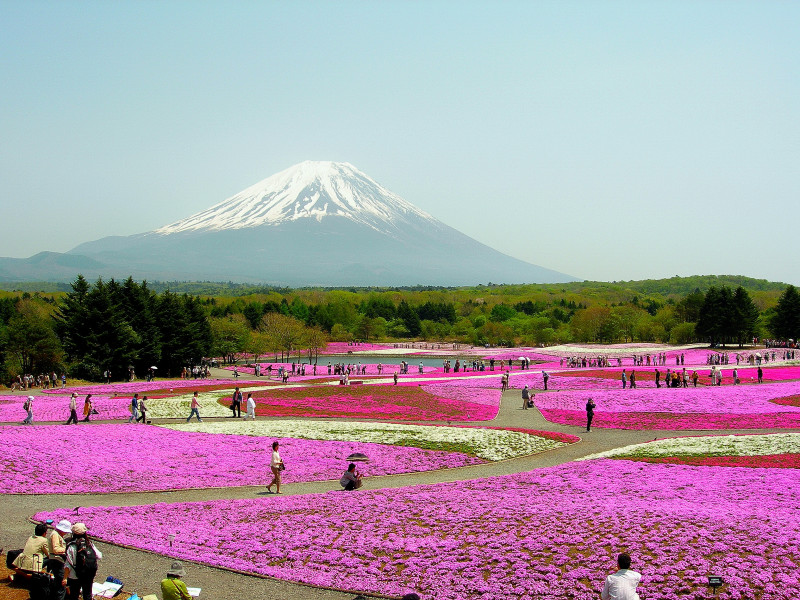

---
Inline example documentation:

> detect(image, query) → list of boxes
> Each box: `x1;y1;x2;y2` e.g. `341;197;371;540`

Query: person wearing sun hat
22;395;34;424
48;520;72;599
161;560;192;600
63;522;102;600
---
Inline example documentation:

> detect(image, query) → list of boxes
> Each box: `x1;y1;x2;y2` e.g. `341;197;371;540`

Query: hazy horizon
1;1;798;284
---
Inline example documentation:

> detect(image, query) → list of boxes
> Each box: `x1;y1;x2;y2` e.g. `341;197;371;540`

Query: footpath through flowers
6;341;800;599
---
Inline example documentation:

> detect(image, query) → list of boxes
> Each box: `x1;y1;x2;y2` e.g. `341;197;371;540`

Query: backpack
23;400;31;411
69;538;98;576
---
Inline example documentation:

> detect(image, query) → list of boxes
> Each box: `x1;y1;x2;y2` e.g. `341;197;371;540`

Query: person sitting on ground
12;523;50;573
48;520;72;600
161;560;192;600
340;463;363;490
601;552;641;600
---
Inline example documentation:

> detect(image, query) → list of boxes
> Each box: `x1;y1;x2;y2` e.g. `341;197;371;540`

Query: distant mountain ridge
0;161;576;286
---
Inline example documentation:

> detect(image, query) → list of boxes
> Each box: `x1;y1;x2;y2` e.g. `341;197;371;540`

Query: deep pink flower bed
249;381;501;421
538;408;800;430
626;454;800;468
34;459;800;599
0;425;483;494
772;395;800;407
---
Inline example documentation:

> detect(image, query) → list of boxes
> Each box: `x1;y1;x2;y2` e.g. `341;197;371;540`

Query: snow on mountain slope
155;161;443;237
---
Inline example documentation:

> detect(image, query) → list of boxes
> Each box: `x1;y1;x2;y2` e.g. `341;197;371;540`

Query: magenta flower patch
34;459;800;599
0;425;483;494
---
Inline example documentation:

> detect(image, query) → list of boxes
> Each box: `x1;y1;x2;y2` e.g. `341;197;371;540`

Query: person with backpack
63;523;101;600
22;395;34;424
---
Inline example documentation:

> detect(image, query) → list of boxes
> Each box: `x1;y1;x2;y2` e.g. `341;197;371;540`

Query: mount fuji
0;161;576;286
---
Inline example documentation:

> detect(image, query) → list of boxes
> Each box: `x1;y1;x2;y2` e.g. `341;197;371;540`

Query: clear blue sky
1;1;798;283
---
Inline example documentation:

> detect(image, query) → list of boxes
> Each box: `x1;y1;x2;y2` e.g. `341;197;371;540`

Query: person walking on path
621;370;627;389
542;371;549;390
521;385;530;409
66;393;79;425
267;440;284;494
245;393;256;420
601;552;641;600
22;395;34;424
758;366;763;383
586;397;596;432
186;392;203;422
629;370;636;389
231;387;242;418
127;394;139;423
82;394;93;422
136;395;148;423
393;371;398;385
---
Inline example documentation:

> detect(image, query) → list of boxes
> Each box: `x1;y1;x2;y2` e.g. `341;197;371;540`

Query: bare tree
259;313;306;362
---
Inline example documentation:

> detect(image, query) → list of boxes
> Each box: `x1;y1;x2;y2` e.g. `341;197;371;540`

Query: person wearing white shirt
601;553;641;600
245;393;256;420
267;440;283;494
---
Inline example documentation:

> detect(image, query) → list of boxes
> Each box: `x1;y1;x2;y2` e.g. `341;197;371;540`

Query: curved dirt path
3;372;799;600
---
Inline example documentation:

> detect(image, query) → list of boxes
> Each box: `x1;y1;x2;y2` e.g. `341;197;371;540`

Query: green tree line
1;276;800;383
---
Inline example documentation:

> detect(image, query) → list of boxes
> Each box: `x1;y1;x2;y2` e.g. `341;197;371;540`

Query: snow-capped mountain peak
155;161;441;236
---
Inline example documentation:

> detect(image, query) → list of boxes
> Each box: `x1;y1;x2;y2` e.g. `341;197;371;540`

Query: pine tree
771;285;800;340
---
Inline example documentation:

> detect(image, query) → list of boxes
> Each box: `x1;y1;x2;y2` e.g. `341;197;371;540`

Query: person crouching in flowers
340;463;363;490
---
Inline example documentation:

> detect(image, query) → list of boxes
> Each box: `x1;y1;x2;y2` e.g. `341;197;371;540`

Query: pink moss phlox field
539;409;800;430
627;454;800;468
507;371;619;390
226;362;440;378
0;425;482;494
534;381;800;414
253;383;498;421
534;381;800;429
43;379;261;396
34;459;800;600
419;381;502;410
0;394;129;423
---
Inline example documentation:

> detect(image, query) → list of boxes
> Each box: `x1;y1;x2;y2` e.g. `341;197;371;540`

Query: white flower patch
160;420;567;461
580;433;800;461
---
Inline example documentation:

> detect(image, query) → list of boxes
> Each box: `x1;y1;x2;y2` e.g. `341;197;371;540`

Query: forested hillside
1;274;799;383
